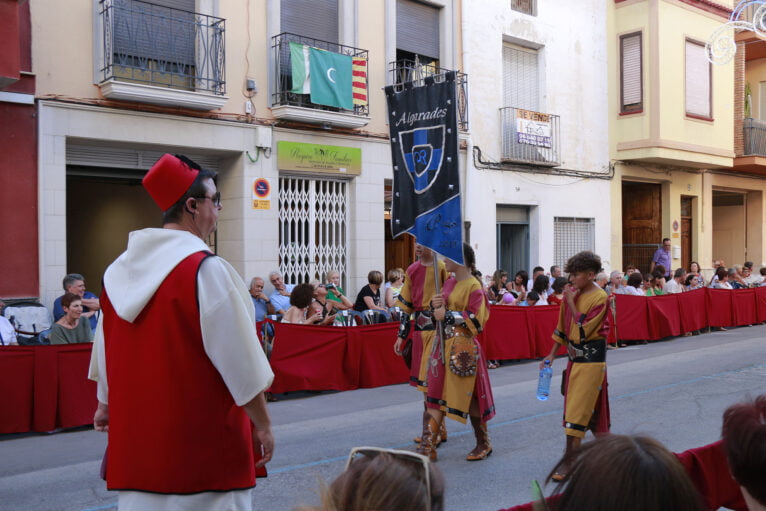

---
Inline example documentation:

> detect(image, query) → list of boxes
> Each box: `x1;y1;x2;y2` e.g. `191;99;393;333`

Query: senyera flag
384;72;463;264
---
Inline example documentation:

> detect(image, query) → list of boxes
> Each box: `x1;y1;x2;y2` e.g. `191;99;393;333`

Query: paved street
1;325;765;511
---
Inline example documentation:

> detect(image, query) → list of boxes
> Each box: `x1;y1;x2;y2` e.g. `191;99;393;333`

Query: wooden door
385;219;415;273
681;197;693;271
622;182;662;274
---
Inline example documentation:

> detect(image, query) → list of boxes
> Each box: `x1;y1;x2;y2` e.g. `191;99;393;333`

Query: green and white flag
309;47;353;110
290;42;311;94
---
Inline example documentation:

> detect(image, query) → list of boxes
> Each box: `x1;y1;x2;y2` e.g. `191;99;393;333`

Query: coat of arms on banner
398;126;445;194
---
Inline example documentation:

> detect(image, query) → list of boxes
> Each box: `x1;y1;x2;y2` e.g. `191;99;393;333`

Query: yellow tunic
421;276;491;423
552;288;609;438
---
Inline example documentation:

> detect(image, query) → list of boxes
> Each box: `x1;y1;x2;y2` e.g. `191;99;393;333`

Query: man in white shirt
663;268;686;294
0;306;17;345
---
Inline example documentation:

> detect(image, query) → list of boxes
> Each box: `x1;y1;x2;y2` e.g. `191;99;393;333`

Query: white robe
89;228;274;511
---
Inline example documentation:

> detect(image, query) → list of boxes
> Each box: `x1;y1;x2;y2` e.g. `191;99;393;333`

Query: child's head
564;251;602;290
526;291;540;305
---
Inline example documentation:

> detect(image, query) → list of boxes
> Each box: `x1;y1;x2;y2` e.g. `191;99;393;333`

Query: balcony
271;32;369;129
389;59;469;132
500;106;561;166
733;117;766;175
98;0;227;110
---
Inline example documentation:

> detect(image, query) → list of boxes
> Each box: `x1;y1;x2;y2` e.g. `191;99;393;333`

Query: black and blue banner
384;72;463;264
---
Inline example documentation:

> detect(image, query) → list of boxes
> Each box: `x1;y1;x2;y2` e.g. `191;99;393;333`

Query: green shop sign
277;141;361;176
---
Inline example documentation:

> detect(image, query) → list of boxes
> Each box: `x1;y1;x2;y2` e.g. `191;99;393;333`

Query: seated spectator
622;272;645;296
506;270;528;299
685;273;703;291
688;261;701;276
53;273;100;331
487;269;508;303
50;292;94;345
646;271;666;296
0;301;17;346
249;276;275;322
311;281;339;324
385;268;405;308
353;271;388;314
743;262;761;287
548;277;567;306
543;434;706;511
623;264;638;280
269;271;295;315
710;260;725;286
605;271;623;296
282;283;328;325
760;267;766;286
548;265;563;293
595;272;608;290
532;275;550;304
712;267;733;289
664;268;686;294
527;266;545;291
325;270;354;310
731;266;747;289
514;290;540;306
721;395;766;511
296;446;445;511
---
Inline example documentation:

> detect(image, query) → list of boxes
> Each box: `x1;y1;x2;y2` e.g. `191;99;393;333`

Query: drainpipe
460;0;473;244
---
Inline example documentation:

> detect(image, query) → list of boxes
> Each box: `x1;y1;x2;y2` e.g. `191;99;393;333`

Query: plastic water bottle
536;360;553;401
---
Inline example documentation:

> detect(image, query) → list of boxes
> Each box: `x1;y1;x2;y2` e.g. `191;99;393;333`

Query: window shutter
281;0;338;44
396;0;440;60
113;0;196;64
686;40;711;118
503;44;539;111
621;33;642;112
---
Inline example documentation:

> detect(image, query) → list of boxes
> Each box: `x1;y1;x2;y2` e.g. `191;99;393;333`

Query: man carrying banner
393;242;449;446
385;72;495;461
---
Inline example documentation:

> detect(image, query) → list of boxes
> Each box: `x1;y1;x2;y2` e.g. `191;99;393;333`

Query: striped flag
352;57;368;106
290;42;311;94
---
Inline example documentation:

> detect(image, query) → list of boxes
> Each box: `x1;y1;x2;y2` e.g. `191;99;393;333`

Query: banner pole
431;253;445;372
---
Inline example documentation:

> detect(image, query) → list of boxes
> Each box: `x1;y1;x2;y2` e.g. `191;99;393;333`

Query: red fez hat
143;154;200;211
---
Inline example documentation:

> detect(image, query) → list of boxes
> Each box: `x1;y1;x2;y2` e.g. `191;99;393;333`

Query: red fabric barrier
480;306;533;360
756;287;766;323
0;347;35;434
646;294;682;339
268;323;351;393
613;295;651;340
0;344;96;434
732;288;757;326
528;306;565;358
706;289;734;328
347;323;409;388
678;289;708;333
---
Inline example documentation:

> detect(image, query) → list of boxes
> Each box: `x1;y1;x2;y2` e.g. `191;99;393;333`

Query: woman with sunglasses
421;242;495;462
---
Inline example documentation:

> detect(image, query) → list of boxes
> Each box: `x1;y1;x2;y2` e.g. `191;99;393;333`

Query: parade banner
384;72;463;263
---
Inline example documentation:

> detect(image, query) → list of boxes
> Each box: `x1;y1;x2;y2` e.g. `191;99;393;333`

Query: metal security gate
278;176;348;286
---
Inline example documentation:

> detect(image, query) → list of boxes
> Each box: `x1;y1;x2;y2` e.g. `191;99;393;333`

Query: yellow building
608;0;766;277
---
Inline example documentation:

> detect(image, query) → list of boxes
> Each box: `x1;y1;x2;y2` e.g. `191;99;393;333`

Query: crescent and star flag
385;71;464;264
289;42;354;110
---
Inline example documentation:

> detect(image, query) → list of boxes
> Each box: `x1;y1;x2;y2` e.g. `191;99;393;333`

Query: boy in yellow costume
541;251;610;480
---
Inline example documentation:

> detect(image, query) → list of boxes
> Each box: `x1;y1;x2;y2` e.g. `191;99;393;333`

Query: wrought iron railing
622;244;660;275
271;32;369;116
743;117;766;156
500;106;561;166
99;0;225;95
511;0;537;16
389;59;469;131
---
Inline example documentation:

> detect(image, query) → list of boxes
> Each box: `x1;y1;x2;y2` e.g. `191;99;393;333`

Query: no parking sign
252;178;271;210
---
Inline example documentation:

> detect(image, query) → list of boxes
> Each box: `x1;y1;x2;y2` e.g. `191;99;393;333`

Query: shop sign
277;141;361;175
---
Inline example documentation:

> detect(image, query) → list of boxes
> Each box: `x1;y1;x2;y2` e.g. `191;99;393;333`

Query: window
511;0;537;16
281;0;338;43
503;44;539;111
396;0;440;68
278;176;348;286
685;39;712;119
620;32;642;113
553;218;595;270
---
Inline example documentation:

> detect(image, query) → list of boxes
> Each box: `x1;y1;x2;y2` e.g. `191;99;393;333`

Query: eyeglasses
195;191;221;207
345;446;433;510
